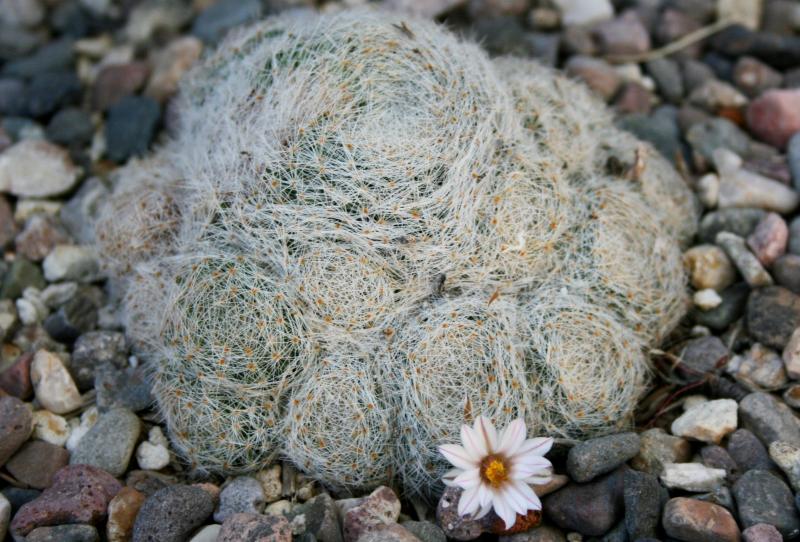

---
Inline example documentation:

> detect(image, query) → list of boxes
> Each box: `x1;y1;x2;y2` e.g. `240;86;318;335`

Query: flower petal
491;491;518;530
522;474;553;485
512;480;542;511
458;486;481;517
500;485;527;516
474;501;493;520
497;419;527;456
478;484;493;507
461;423;488;458
511;459;552;480
452;468;482;489
439;444;479;470
474;416;498;454
513;437;553;458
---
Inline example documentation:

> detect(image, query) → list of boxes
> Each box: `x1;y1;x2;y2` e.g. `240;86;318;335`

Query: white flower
439;416;553;529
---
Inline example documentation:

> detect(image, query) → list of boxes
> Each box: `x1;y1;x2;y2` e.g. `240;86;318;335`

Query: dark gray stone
544;467;626;537
71;331;127;391
1;487;40;514
790;216;800;256
0;395;32;467
733;470;800;538
789;132;800;191
739;392;800;447
69;407;141;477
746;286;800;350
43;286;102;343
699;208;767;244
2;38;75;79
686;117;752;162
774;254;800;295
617;109;681;161
700;445;738;479
646;58;684;103
401;521;445;542
26;524;99;542
693;282;750;331
46;107;94;146
623;469;663;540
567;432;641;483
132;485;214;542
728;429;774;471
27;71;81;118
1;258;45;299
711;24;800;70
679;336;730;376
105;96;160;163
95;364;153;413
289;492;342;542
0;78;27;116
191;0;262;44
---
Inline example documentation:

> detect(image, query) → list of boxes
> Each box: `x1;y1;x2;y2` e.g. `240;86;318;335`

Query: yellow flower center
480;454;510;488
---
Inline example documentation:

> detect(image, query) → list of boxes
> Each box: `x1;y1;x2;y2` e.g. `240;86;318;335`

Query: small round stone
69;408;141;477
566;432;641;483
214;476;265;523
132;485;215;542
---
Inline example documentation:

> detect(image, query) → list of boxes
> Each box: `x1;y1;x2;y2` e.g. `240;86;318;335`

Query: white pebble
66;406;99;452
661;462;726;492
30;349;83;414
694;288;722;310
671;399;738;444
31;410;71;446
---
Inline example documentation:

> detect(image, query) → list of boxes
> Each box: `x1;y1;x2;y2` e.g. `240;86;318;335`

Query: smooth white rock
694;288;722;310
43;244;101;283
697;173;720;208
553;0;613;26
715;148;800;213
30;350;83;414
661;462;726;492
0;140;80;198
671;399;738;444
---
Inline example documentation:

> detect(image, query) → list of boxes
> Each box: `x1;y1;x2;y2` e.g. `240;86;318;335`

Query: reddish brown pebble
746;89;800;149
0;395;33;466
743;523;782;542
6;440;69;489
10;464;122;536
107;486;146;542
0;352;33;399
491;509;542;535
663;497;741;542
748;212;788;267
217;513;291;542
92;62;151;111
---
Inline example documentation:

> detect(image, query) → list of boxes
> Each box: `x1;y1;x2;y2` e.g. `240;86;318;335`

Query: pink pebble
748;212;788;267
746;89;800;149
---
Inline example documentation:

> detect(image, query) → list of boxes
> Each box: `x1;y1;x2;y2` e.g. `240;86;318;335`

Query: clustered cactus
97;9;698;495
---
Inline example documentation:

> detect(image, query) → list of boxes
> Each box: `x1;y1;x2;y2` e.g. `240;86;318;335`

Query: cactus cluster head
97;9;698;495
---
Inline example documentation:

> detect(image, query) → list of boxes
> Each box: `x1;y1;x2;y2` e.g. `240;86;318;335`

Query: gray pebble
739;392;800;447
70;407;141;477
646;58;683;103
192;0;261;44
716;231;773;287
544;467;626;537
105;96;160;163
401;521;445;542
566;432;640;483
214;476;265;523
789;216;800;256
746;286;800;349
623;469;664;540
773;254;800;295
789;132;800;191
733;470;800;538
693;282;750;331
70;331;127;391
699;208;767;244
132;485;214;542
0;395;32;467
26;524;99;542
288;492;342;542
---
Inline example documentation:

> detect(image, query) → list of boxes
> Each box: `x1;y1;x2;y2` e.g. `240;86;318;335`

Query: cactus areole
97;9;698;495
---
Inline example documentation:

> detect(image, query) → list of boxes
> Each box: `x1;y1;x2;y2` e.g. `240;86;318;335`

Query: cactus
96;9;699;495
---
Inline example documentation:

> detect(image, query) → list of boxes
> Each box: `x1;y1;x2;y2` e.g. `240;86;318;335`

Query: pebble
746;89;800;150
743;523;783;542
43;285;101;342
0;140;80;197
192;0;262;43
95;364;153;412
16;215;70;262
646;58;683;104
0;0;44;28
70;330;127;391
688;79;747;113
671;399;738;443
6;440;70;489
2;37;74;78
27;71;82;118
784;384;800;408
789;132;800;190
132;485;214;542
727;343;788;390
660;462;726;492
686;118;751;164
358;524;422;542
733;469;800;538
46;107;94;147
695;281;746;331
683;245;737;291
699;208;766;244
714;149;799;214
0;78;27;116
662;497;740;542
287;492;341;542
106;486;145;542
544;468;625;537
553;0;613;26
0;395;32;466
716;232;773;287
402;521;445;542
256;464;283;504
30;350;82;414
0;493;8;541
26;524;100;542
782;330;800;386
91;62;150;111
747;287;800;349
623;469;663;540
773;254;800;294
214;476;265;523
679;336;730;377
592;12;650;56
436;486;492;540
123;0;193;45
733;56;783;98
10;464;122;537
740;392;800;447
145;36;202;102
265;500;291;516
105;96;160;163
696;173;720;208
695;288;722;310
564;56;621;102
769;441;800;492
344;486;401;542
217;512;292;542
747;213;788;268
566;432;640;483
631;428;692;475
0;351;32;398
190;524;222;542
43;244;101;283
70;407;141;477
701;444;738;478
136;426;170;471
